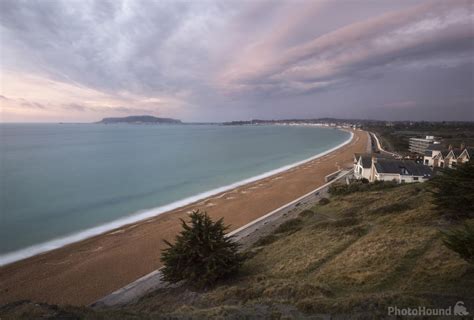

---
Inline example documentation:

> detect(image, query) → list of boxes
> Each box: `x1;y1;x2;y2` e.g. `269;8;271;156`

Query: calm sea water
0;124;349;264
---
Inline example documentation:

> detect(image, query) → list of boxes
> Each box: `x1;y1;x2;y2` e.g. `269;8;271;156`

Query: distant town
223;117;473;184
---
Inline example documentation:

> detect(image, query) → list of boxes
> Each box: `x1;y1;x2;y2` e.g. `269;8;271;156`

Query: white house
353;153;392;181
370;158;432;183
354;154;372;180
457;147;472;165
444;149;464;168
423;144;444;167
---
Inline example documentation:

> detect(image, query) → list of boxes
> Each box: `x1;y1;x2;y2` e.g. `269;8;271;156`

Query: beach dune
0;130;369;306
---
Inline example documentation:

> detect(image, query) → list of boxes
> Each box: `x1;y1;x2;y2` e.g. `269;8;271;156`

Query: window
413;177;419;181
424;159;428;164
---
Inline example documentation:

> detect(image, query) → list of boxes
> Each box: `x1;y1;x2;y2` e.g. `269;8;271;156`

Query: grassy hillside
2;183;473;319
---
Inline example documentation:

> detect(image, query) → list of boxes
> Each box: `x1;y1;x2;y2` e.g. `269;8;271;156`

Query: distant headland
97;115;182;124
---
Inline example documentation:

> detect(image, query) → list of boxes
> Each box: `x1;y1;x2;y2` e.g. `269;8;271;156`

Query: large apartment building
408;135;439;154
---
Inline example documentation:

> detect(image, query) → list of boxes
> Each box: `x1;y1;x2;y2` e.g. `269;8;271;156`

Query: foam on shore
0;130;353;266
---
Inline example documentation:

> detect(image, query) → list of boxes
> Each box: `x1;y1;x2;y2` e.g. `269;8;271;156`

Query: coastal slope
2;182;472;319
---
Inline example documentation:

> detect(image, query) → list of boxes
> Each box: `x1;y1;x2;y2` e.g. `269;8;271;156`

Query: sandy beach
0;129;369;306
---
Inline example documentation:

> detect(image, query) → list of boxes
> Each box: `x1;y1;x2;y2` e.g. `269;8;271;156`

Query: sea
0;124;350;265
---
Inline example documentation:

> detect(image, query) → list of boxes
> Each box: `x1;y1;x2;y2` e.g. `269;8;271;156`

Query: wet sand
0;129;369;306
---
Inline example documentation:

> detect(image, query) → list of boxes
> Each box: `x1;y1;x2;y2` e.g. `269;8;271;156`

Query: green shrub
442;221;474;264
328;183;354;196
368;180;399;191
429;162;474;219
319;198;330;205
274;218;303;234
372;202;412;215
254;234;279;247
328;180;399;196
299;209;315;218
313;217;359;229
161;210;243;288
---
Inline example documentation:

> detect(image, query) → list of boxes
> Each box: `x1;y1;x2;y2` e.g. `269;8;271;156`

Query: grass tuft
298;209;315;218
274;218;303;234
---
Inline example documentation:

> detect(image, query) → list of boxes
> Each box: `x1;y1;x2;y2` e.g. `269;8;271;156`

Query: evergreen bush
161;210;243;288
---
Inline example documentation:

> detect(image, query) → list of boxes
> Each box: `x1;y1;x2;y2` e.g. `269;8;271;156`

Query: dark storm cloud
0;0;473;121
0;0;223;95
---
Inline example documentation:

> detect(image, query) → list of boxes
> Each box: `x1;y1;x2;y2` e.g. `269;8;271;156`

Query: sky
0;0;473;123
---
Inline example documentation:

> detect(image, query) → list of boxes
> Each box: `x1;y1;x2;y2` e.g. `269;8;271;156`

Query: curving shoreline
0;129;352;267
0;129;369;306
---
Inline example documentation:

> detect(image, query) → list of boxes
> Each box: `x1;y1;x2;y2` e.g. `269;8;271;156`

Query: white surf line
0;129;354;267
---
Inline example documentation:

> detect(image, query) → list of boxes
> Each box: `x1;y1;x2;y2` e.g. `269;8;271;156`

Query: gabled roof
355;153;393;169
374;159;433;177
460;147;473;159
440;150;450;157
354;153;364;160
448;148;463;158
433;151;447;160
360;156;372;168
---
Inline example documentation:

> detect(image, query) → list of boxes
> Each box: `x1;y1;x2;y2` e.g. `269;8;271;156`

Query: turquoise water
0;124;349;264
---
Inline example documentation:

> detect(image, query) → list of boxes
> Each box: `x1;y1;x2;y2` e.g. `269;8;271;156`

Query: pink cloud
217;0;473;96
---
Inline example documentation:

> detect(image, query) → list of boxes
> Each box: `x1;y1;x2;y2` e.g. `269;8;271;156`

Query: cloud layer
1;0;473;122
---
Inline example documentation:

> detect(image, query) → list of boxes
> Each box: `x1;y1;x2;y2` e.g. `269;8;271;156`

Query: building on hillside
408;135;439;154
432;150;451;168
458;147;473;164
423;144;444;166
354;153;372;180
424;145;472;168
444;148;464;168
370;158;433;183
353;153;392;181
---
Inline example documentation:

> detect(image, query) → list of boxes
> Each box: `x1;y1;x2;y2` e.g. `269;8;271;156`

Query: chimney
448;144;453;151
460;142;466;150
